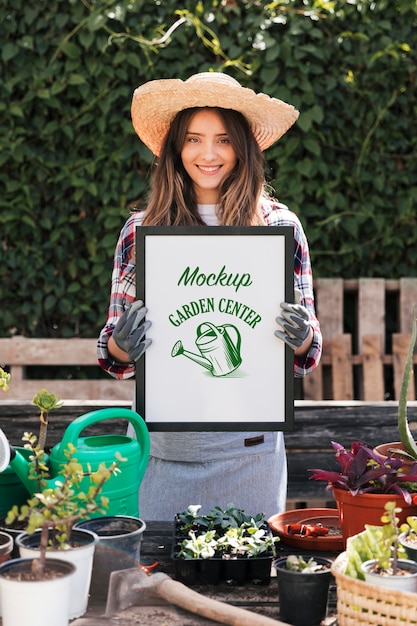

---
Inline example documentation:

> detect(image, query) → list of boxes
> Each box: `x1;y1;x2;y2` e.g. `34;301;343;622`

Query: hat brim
131;75;299;156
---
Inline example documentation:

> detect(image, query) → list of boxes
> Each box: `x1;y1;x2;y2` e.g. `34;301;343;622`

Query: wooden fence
1;277;417;402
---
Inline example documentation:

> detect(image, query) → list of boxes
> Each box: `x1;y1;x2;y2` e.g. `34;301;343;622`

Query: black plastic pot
75;515;146;600
274;556;333;626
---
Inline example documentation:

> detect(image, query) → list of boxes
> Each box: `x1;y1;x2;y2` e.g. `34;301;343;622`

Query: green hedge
1;0;416;338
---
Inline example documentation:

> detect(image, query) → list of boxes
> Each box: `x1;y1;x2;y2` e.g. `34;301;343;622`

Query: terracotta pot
374;442;417;474
332;487;417;547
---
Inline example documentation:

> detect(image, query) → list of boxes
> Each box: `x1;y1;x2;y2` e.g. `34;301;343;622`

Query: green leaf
2;43;19;62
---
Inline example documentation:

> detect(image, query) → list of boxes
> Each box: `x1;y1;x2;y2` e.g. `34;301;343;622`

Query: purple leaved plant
309;441;417;503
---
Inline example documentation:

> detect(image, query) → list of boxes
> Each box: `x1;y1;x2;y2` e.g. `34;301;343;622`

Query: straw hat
131;72;299;156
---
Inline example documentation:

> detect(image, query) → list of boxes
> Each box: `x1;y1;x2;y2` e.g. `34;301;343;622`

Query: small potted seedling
273;554;333;626
343;501;417;592
308;439;417;544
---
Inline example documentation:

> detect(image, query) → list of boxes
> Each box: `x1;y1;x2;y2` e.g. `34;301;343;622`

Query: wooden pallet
0;336;134;401
301;277;417;401
2;277;417;402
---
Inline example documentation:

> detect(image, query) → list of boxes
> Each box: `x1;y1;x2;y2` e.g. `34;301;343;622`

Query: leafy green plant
2;1;417;344
6;432;124;580
177;530;218;560
308;440;417;500
175;504;279;560
32;388;63;451
0;371;62;452
176;503;265;534
0;368;10;392
402;515;417;545
344;501;408;580
216;524;279;558
285;555;328;573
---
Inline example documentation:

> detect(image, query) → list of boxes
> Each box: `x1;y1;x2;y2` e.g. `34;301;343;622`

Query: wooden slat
0;337;98;365
393;333;416;401
331;334;353;400
314;278;344;338
2;379;135;402
399;277;417;334
301;365;322;400
303;278;344;400
358;278;385;353
362;334;384;401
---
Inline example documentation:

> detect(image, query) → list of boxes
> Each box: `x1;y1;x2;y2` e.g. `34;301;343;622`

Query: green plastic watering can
0;408;150;518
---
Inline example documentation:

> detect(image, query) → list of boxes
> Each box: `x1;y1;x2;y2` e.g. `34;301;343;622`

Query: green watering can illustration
172;321;242;377
0;408;150;518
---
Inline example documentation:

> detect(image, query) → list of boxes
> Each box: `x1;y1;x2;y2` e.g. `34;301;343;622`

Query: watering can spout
171;340;212;371
10;449;53;493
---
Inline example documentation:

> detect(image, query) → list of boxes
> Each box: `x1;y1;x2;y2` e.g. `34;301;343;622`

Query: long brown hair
141;107;269;226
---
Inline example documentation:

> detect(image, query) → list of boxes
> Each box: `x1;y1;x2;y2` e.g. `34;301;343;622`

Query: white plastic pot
0;557;75;626
17;528;97;619
362;558;417;593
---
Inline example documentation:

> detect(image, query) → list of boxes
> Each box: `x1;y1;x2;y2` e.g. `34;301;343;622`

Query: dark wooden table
66;521;339;626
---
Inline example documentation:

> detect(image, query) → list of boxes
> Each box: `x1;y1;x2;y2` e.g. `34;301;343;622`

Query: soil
402;536;417;547
2;559;69;581
366;562;415;577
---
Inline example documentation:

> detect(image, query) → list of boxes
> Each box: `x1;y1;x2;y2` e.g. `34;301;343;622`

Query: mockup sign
136;226;294;431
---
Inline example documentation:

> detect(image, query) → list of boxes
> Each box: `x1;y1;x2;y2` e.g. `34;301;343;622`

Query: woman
98;72;322;520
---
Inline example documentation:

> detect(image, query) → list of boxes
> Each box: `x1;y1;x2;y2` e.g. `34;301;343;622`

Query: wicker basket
331;552;417;625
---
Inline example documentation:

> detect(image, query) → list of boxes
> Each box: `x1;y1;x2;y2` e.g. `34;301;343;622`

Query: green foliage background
1;0;416;339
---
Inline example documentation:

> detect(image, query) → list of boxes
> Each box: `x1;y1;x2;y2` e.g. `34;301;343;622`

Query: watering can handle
222;324;241;351
59;408;150;465
196;322;219;337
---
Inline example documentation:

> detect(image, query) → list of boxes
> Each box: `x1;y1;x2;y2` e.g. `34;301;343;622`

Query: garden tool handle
155;573;287;626
59;408;150;471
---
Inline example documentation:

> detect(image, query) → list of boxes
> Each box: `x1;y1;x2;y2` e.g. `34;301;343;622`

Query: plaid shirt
97;201;322;379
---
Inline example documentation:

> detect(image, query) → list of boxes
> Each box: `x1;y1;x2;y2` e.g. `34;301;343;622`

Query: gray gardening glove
275;290;311;350
113;300;152;362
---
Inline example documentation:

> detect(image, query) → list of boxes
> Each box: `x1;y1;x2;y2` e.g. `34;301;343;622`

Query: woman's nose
200;140;216;160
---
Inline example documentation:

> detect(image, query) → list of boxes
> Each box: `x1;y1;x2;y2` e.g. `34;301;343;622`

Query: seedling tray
172;547;273;586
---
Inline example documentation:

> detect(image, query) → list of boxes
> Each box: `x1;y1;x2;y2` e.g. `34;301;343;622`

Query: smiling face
180;108;238;204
